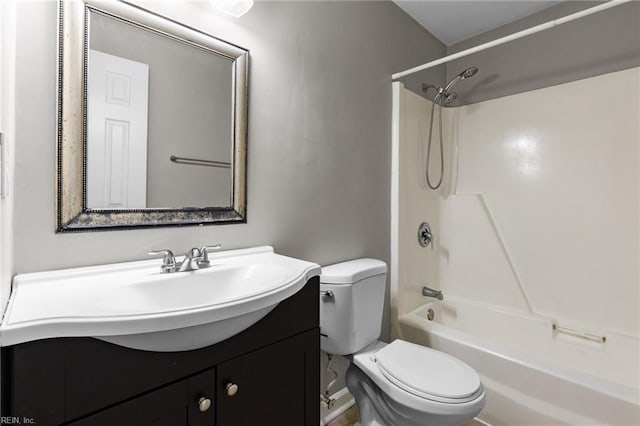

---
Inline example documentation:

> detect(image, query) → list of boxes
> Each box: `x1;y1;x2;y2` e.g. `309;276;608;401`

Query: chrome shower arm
421;83;440;93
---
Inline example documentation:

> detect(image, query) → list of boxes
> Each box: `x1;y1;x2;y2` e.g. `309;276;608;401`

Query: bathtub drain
426;308;435;321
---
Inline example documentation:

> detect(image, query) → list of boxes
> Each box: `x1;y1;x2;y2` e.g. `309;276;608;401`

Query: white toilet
320;259;485;426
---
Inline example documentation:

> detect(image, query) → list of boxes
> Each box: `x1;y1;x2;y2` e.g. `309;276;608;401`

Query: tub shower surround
392;67;640;425
399;299;638;425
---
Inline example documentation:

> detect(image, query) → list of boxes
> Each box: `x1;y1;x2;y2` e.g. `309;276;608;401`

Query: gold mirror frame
56;0;248;232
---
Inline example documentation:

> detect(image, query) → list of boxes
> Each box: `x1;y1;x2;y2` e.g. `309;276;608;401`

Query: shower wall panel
396;67;639;338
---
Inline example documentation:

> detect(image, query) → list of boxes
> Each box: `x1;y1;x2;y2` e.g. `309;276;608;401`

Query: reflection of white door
87;49;149;208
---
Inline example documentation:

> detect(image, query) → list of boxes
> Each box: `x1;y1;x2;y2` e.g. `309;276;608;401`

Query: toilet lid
374;340;482;403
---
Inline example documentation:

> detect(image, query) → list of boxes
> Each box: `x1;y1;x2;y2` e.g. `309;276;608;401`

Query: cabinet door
216;329;319;426
68;369;215;426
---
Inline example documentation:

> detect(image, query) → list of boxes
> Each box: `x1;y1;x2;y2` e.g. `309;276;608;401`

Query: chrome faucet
179;247;203;272
148;244;222;273
422;286;444;301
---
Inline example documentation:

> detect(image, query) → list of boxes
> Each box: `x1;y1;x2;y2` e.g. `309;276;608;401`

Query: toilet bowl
320;259;485;426
347;340;485;426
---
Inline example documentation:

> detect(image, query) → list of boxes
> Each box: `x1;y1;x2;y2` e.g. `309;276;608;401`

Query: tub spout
422;286;443;300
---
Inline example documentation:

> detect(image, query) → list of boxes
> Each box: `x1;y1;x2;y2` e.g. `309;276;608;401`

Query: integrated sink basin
0;246;320;351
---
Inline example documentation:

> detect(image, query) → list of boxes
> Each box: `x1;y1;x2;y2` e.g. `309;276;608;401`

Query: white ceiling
393;1;562;45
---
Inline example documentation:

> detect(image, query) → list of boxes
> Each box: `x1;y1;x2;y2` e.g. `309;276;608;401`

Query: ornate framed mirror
57;0;248;232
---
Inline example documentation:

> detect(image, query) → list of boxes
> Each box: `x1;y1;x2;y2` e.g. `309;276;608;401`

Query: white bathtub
396;297;640;425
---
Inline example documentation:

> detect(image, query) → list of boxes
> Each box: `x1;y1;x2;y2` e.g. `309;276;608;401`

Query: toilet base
346;364;394;426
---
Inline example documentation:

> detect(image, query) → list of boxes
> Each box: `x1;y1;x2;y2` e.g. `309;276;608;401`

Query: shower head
422;66;477;105
443;92;457;105
444;66;479;92
431;91;457;106
460;67;479;79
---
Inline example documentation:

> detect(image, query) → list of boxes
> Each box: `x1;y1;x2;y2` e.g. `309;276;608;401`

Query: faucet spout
422;286;443;301
178;247;203;272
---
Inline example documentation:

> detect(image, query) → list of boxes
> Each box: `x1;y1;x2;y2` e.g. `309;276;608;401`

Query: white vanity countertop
0;246;320;347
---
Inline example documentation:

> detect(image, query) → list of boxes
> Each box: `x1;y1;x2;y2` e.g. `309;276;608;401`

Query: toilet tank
320;259;388;356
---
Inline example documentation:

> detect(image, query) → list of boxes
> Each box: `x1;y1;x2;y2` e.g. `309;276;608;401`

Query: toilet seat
353;340;485;417
374;340;483;404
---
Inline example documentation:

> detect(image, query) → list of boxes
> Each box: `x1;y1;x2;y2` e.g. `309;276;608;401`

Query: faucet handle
148;249;177;273
198;244;222;267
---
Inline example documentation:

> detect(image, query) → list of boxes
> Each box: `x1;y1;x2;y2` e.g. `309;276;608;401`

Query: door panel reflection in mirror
88;10;233;209
88;50;148;209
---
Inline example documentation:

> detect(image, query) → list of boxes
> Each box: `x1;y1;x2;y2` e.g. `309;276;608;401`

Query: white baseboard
320;387;355;426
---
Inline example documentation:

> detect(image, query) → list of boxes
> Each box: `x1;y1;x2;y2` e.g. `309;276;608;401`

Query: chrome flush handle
320;290;334;298
198;244;222;267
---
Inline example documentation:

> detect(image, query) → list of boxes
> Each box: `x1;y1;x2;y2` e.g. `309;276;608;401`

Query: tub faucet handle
418;223;433;249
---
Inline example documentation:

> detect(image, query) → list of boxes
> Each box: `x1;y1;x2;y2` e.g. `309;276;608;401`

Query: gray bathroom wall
13;0;443;282
444;1;640;105
12;0;444;401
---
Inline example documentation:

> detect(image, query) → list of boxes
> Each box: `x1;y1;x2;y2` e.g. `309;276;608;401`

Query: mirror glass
57;1;248;232
88;10;233;209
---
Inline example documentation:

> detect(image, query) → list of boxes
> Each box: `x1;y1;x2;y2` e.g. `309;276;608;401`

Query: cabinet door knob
226;382;239;396
197;396;211;412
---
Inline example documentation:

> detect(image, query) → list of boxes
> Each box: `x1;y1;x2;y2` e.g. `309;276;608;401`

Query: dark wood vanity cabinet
69;369;216;426
1;278;320;426
216;330;318;426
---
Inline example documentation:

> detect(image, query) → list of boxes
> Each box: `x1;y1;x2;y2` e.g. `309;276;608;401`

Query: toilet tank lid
320;259;387;284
